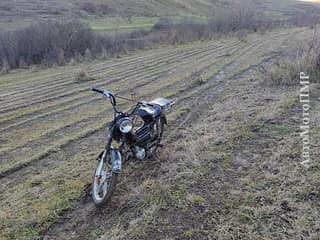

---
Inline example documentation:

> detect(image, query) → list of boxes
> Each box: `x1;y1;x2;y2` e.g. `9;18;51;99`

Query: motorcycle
91;87;172;207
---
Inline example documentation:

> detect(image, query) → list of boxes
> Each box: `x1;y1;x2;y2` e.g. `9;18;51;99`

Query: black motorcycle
91;87;172;207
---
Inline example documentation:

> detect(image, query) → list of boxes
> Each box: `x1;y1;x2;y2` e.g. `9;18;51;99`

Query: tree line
1;5;318;73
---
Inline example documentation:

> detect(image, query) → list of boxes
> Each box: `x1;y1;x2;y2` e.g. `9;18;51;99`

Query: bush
149;7;275;46
153;17;173;31
208;4;273;35
0;59;10;74
0;20;151;71
266;31;320;85
80;2;97;14
268;59;301;85
80;2;112;15
0;20;95;70
74;67;95;81
0;8;285;72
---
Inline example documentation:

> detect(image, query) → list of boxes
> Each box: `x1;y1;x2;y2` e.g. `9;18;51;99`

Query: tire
91;155;118;207
149;118;165;155
158;118;165;139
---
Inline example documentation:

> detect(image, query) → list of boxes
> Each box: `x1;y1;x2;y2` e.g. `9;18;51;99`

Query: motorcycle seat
150;98;171;111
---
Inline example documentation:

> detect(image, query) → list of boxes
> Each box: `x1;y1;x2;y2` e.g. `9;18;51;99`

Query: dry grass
0;28;318;240
0;0;303;25
0;29;246;239
97;76;319;240
266;28;320;85
74;67;95;81
92;29;320;240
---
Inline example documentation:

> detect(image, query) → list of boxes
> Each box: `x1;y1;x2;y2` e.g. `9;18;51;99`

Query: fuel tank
134;104;161;123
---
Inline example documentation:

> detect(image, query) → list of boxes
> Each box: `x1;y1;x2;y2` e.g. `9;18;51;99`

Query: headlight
119;118;133;133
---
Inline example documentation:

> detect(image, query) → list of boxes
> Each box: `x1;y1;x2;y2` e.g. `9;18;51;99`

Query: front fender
111;148;122;174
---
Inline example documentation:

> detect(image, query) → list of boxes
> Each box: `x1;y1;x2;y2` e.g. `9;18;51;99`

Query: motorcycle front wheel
92;153;118;207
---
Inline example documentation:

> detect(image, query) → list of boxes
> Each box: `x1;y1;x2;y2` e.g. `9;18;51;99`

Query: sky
300;0;320;2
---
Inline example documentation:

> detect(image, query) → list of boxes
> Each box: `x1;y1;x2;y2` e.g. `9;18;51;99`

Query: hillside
0;0;314;31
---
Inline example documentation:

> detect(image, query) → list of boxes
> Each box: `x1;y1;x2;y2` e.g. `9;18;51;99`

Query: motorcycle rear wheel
149;118;165;154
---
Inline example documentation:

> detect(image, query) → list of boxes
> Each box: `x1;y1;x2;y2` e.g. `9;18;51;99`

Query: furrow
0;44;243;159
0;42;241;126
0;42;232;112
0;40;231;99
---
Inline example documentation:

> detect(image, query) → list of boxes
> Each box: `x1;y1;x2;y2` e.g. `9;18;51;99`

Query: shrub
208;4;273;35
80;2;112;15
0;59;10;74
152;17;173;31
268;59;301;86
0;20;95;69
0;7;294;72
266;31;320;85
80;2;97;14
74;67;95;81
84;48;92;61
191;69;206;85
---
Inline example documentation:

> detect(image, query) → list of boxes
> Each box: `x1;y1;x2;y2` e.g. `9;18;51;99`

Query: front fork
96;132;122;177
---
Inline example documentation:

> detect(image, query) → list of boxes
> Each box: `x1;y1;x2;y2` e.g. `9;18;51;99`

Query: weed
184;230;194;239
74;67;95;81
266;30;320;85
94;228;104;238
168;184;188;205
191;70;206;86
190;194;206;206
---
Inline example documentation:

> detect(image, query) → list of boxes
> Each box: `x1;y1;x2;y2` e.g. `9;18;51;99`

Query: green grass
90;17;156;32
89;15;210;33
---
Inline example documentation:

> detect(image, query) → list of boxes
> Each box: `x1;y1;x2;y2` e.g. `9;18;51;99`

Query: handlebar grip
92;88;104;94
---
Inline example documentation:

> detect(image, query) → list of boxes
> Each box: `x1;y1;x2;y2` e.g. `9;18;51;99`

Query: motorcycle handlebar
92;87;104;94
92;87;122;114
92;88;111;97
92;87;162;115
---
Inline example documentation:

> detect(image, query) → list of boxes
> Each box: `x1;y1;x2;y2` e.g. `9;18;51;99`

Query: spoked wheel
92;153;118;207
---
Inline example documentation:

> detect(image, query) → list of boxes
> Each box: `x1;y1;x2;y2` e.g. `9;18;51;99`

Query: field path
0;27;318;240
